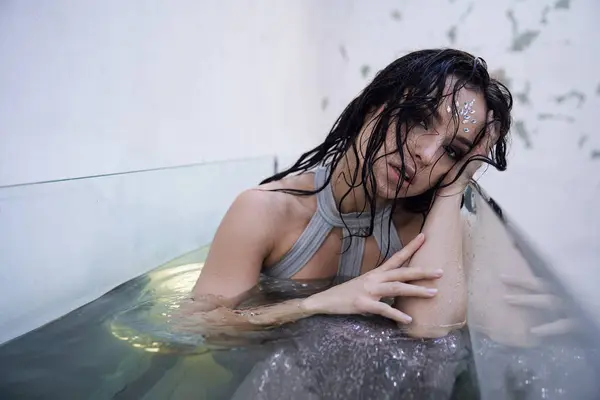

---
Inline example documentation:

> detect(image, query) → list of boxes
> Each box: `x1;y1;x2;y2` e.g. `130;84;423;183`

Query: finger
380;233;425;271
364;301;413;324
500;274;548;293
530;318;579;337
384;267;444;283
505;294;564;311
375;281;438;298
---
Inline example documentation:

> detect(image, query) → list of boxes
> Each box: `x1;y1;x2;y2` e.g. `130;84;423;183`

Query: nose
413;134;441;167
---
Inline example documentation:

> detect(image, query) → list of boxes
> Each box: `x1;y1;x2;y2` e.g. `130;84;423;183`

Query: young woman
190;48;512;339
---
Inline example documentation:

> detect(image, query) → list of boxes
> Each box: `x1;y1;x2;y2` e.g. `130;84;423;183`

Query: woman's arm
394;192;467;338
395;112;499;338
187;189;317;333
186;203;441;337
191;189;275;302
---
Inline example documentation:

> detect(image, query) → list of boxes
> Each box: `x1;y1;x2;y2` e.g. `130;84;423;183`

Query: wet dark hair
261;49;512;256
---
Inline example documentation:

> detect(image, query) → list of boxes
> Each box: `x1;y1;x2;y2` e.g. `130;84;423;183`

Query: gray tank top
262;166;403;279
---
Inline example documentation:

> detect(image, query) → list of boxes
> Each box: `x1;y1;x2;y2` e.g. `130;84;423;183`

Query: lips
389;163;415;183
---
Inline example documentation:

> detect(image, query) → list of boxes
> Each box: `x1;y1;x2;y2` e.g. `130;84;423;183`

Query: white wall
298;0;600;316
0;0;323;187
0;0;301;344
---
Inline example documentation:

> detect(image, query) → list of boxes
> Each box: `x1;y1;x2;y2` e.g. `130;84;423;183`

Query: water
1;246;597;399
2;182;600;400
0;246;478;399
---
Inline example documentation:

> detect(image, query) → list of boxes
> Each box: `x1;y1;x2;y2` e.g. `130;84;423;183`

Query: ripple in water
108;263;600;399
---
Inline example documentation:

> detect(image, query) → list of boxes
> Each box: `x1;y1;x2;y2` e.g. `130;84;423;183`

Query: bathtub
0;158;598;399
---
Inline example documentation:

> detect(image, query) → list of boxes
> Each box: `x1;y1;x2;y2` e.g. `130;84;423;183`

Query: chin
375;181;410;200
377;189;402;200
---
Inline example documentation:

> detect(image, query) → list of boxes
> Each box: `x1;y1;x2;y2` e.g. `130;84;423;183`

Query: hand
302;233;443;324
439;111;498;195
501;274;579;337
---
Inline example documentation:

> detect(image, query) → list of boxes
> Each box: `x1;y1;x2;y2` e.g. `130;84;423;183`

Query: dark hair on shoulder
261;48;513;254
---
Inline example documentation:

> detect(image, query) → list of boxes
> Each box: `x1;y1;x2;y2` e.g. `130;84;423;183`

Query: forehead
437;86;487;140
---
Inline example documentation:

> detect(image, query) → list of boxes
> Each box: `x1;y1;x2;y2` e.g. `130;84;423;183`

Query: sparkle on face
446;98;478;132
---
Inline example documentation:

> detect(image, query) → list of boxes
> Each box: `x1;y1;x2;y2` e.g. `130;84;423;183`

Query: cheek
429;163;450;179
419;159;453;187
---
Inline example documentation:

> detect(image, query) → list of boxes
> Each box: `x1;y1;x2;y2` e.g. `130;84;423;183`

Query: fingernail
434;269;444;276
404;315;413;323
427;288;438;294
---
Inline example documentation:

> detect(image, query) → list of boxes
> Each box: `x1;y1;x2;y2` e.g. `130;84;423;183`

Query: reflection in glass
464;184;600;399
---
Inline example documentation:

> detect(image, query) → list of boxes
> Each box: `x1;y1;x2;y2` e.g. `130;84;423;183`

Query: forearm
187;297;315;336
394;191;467;338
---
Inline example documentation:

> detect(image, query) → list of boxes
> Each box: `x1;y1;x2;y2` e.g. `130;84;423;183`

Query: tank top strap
262;166;334;279
263;165;402;280
262;211;333;279
315;166;403;268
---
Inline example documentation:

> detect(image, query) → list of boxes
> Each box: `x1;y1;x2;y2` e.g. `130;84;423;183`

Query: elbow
402;321;464;339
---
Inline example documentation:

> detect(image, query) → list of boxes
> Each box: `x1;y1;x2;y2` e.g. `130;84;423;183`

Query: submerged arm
180;296;314;338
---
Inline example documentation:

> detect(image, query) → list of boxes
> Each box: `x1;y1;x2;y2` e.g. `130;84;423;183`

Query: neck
330;153;390;214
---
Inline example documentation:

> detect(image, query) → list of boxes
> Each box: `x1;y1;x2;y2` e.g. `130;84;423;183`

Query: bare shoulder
194;173;316;298
256;173;317;216
229;172;317;231
226;188;284;234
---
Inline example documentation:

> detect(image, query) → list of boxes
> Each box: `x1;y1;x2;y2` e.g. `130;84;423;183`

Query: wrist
300;295;324;316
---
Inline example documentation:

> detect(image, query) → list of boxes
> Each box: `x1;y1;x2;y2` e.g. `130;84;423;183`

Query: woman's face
358;85;489;200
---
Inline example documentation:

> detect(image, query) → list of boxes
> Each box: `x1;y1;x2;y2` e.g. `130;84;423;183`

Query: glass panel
464;184;600;399
1;172;598;399
0;157;275;345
